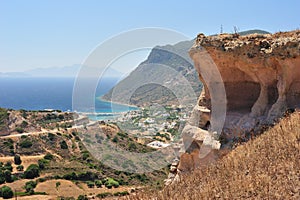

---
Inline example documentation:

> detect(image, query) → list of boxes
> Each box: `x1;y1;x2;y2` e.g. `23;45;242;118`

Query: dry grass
129;112;300;199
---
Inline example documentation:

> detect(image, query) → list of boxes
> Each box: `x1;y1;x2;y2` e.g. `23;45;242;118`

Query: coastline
97;95;139;109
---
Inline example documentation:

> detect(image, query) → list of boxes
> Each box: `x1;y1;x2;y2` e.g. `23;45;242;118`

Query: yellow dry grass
130;112;300;199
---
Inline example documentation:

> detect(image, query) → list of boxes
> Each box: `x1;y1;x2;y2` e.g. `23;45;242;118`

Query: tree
24;164;40;179
0;186;13;199
4;170;12;183
14;154;22;165
4;162;12;172
25;181;37;194
0;172;5;184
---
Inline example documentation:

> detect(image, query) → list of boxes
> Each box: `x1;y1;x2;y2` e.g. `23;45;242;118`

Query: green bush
14;154;22;165
17;165;24;171
63;172;77;180
96;192;112;198
82;152;89;160
47;132;55;141
112;136;118;143
21;120;28;128
113;191;129;196
77;195;88;200
128;142;136;151
86;181;94;188
38;159;49;170
24;164;40;179
25;180;37;194
60;140;68;149
3;162;12;172
95;180;102;188
56;181;61;189
0;186;13;199
4;170;12;183
0;176;5;184
15;127;24;133
19;139;33;148
104;178;119;189
44;153;54;160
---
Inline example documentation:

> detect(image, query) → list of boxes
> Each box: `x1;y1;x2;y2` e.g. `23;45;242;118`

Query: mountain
102;29;270;107
0;64;124;78
102;39;201;106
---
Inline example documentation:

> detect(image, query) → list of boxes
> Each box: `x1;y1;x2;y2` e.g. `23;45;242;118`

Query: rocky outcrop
166;30;300;184
190;30;300;132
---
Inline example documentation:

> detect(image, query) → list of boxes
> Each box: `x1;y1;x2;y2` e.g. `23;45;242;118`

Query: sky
0;0;299;73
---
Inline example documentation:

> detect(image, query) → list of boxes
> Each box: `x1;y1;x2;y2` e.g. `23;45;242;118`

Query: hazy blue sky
0;0;299;72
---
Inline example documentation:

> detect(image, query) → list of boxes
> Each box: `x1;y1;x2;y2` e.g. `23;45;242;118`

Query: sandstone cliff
190;30;300;132
172;30;300;179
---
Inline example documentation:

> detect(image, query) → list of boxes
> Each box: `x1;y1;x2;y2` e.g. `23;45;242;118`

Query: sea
0;77;137;120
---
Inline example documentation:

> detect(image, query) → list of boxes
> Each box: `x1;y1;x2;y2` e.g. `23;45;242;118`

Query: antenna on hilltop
220;24;223;34
233;26;239;34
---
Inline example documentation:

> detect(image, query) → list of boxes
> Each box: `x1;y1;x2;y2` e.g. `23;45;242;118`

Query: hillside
0;109;167;199
130;111;300;199
102;29;270;107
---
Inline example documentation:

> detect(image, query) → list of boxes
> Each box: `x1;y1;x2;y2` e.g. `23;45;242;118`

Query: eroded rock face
166;30;300;184
190;30;300;132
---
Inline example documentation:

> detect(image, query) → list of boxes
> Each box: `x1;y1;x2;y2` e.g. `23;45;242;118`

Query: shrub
15;127;24;133
24;164;40;179
113;191;129;196
104;178;119;189
38;159;49;170
95;180;102;188
14;154;22;165
44;153;54;160
60;140;68;149
0;176;5;184
128;142;136;151
77;171;97;181
77;195;88;200
3;162;12;172
86;181;94;188
0;186;13;199
56;182;61;189
63;172;77;180
25;180;37;194
82;152;89;160
96;192;112;198
21;120;28;128
112;136;118;143
19;139;32;148
4;170;12;183
17;165;24;171
47;132;55;141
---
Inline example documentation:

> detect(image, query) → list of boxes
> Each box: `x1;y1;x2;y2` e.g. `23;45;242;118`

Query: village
109;104;193;149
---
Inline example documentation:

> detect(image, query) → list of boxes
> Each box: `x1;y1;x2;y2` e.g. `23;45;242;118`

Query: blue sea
0;77;137;120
